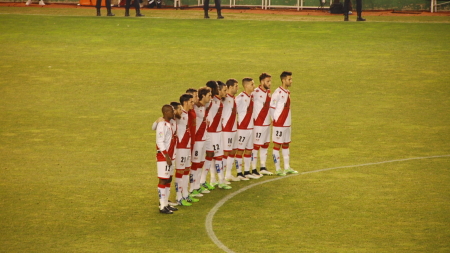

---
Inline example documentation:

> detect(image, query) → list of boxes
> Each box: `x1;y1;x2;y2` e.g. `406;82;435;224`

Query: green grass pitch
1;7;450;252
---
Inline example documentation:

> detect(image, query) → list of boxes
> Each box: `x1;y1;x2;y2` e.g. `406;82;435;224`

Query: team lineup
154;71;297;214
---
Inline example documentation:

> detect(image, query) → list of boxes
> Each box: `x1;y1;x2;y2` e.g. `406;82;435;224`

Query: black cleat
357;17;366;21
166;205;178;211
159;206;173;214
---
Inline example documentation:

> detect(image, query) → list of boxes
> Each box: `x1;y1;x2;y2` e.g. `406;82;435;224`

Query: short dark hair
170;101;180;109
162;104;172;114
186;88;197;94
259;73;271;82
280;71;292;80
179;93;193;105
242;77;253;84
198;86;211;100
225;78;238;88
206;80;219;96
217;81;226;90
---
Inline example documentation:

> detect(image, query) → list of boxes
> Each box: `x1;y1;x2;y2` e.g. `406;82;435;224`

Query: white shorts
237;129;254;150
272;126;291;144
175;148;191;170
253;125;271;146
205;132;223;158
191;140;206;163
157;161;174;179
222;131;238;152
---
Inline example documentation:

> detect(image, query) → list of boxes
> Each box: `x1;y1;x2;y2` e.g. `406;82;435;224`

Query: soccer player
203;80;232;190
175;93;199;206
235;77;259;180
191;87;212;195
156;105;178;214
185;88;202;198
222;78;240;182
270;71;298;176
252;73;274;176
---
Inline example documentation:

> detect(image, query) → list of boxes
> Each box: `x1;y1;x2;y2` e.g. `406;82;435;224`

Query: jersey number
256;132;262;138
275;131;283;137
239;136;246;142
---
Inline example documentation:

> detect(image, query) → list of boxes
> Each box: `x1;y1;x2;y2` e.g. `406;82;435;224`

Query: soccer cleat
244;171;259;179
166;205;178;211
26;0;32;5
285;168;299;174
357;16;366;21
186;196;199;203
199;185;210;193
203;182;215;190
211;182;219;187
190;189;203;197
39;0;45;5
276;170;286;176
252;169;262;178
168;200;178;206
237;173;250;181
259;168;273;175
225;175;240;182
178;199;192;206
160;206;173;214
218;183;232;190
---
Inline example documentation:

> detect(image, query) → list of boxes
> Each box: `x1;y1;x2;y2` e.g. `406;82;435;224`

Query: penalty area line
205;154;450;253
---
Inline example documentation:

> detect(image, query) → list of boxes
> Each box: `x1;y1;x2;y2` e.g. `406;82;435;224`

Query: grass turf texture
1;9;450;252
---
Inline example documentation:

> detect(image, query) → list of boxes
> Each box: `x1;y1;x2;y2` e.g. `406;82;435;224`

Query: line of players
154;71;297;214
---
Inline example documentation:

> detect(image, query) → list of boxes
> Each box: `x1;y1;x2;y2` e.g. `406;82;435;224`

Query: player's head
226;78;239;96
179;93;194;111
170;101;182;119
280;71;292;88
259;73;272;90
162;104;174;120
206;80;219;97
198;86;212;105
242;77;255;94
217;81;228;99
186;88;198;104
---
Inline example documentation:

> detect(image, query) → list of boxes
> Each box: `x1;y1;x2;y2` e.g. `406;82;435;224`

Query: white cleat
237;174;250;181
259;169;273;175
245;173;259;179
26;0;32;5
39;0;45;5
225;176;240;182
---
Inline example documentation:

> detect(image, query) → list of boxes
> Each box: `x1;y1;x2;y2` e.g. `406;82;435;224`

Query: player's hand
165;154;172;166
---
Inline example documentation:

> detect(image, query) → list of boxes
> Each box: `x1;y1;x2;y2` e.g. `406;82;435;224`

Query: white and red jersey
235;91;254;130
188;109;196;148
194;103;210;141
176;109;191;149
270;86;291;127
222;94;237;132
206;96;223;133
156;120;177;161
252;86;271;127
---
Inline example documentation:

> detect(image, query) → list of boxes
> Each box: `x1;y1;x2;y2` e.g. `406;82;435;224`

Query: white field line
205;154;450;253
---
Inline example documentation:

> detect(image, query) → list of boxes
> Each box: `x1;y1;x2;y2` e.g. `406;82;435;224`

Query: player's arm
269;92;278;121
156;123;171;165
151;117;165;131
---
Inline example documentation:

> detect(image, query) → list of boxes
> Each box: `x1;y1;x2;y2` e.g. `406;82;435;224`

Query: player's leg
157;162;173;214
175;151;191;206
272;126;286;176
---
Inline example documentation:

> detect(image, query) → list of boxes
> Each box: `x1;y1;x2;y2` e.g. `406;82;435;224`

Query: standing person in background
222;79;240;183
270;71;298;176
155;105;178;214
252;72;274;176
125;0;144;17
203;0;224;19
96;0;115;16
344;0;365;21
